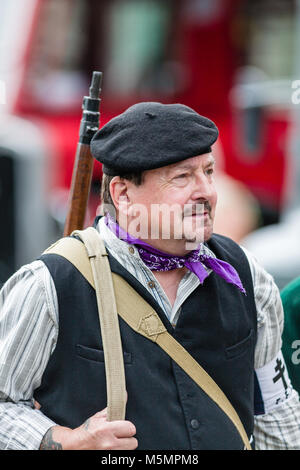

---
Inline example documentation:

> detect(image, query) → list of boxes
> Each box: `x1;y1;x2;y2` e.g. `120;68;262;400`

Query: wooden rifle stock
64;71;102;237
63;143;94;236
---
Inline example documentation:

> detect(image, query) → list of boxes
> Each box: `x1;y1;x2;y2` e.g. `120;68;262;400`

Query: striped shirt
0;217;300;450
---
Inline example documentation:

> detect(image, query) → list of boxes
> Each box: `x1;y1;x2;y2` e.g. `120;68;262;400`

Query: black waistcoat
35;233;257;450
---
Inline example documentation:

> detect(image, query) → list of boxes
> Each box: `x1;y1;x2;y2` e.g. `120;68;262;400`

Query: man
0;102;300;450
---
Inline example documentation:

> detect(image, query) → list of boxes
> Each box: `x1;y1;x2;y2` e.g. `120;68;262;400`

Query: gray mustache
183;202;211;217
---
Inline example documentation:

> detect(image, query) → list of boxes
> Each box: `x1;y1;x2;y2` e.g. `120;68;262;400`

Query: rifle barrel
63;71;102;237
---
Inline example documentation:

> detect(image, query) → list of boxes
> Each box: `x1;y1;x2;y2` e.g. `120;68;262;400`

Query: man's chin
184;224;213;244
203;226;214;242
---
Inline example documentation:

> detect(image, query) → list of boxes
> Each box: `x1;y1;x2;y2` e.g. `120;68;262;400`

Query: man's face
118;153;217;253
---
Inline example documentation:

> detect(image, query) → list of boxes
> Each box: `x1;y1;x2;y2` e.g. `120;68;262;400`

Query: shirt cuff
254;388;300;450
5;406;57;450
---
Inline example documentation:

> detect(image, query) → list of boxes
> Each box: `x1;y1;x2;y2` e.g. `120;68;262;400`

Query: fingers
93;408;107;419
113;437;138;450
79;404;138;450
92;404;136;438
111;420;136;438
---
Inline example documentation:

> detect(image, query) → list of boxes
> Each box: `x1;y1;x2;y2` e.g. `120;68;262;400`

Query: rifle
63;71;103;237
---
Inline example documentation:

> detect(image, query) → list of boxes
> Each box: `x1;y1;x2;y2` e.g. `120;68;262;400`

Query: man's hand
39;408;138;450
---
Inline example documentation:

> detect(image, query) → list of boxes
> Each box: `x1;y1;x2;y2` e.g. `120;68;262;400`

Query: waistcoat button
190;419;199;429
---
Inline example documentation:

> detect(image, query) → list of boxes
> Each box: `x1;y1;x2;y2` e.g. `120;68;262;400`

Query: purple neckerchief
104;215;246;294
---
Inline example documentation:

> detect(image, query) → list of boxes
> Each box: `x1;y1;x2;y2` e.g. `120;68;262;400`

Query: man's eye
206;168;214;176
175;173;188;179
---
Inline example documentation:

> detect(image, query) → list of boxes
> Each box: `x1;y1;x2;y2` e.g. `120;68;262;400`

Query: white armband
254;351;293;415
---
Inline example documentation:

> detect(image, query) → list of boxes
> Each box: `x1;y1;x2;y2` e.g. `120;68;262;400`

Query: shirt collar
96;216;215;270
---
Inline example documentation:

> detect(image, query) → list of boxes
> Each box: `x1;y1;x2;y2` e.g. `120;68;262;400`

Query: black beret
90;102;218;175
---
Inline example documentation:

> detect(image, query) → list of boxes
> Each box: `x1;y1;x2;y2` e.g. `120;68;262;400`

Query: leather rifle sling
43;229;251;450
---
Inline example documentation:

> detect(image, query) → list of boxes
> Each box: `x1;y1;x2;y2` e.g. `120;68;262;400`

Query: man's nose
191;173;214;201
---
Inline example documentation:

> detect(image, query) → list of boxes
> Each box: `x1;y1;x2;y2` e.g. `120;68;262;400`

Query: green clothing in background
281;277;300;394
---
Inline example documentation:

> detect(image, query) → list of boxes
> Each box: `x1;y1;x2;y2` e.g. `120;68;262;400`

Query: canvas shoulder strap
44;229;127;422
43;229;251;450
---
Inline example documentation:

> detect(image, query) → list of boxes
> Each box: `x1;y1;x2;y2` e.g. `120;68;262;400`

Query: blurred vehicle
241;0;300;290
0;0;298;287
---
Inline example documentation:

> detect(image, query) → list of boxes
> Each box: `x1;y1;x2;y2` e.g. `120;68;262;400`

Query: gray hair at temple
100;171;144;216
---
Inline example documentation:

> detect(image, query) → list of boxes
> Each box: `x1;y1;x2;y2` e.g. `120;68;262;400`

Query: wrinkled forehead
149;152;216;177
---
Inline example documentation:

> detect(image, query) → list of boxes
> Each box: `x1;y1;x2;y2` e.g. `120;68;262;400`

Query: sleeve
0;261;58;449
241;246;300;450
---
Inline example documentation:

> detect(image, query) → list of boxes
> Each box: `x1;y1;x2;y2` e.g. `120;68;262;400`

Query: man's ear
109;177;131;216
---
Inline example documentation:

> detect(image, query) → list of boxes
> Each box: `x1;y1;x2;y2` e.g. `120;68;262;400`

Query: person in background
281;277;300;394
